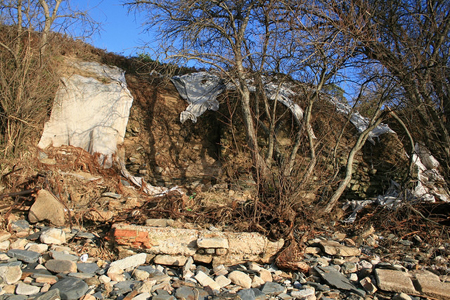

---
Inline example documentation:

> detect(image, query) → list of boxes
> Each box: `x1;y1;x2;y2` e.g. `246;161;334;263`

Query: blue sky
75;0;153;56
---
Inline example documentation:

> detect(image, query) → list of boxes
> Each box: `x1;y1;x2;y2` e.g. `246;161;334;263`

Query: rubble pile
0;219;449;300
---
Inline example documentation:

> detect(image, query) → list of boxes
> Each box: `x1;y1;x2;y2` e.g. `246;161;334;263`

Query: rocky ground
0;216;449;300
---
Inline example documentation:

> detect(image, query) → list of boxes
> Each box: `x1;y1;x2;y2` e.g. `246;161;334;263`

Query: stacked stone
1;220;450;300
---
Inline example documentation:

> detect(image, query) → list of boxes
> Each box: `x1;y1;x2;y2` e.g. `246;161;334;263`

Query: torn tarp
328;96;395;143
38;60;133;168
171;72;225;123
173;72;305;124
38;59;176;196
172;72;392;142
342;143;449;223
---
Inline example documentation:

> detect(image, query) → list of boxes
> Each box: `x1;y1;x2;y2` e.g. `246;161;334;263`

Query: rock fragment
29;189;66;226
374;268;416;294
40;228;66;245
318;240;361;257
228;270;252;289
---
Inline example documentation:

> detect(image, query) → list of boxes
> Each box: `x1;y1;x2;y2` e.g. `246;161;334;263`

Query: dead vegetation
0;26;449;264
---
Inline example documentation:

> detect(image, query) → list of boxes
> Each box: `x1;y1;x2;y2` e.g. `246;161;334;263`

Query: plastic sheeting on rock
342;144;449;223
38;59;175;196
171;72;225;123
262;81;304;122
328;97;395;143
172;72;393;142
172;72;305;125
38;60;133;168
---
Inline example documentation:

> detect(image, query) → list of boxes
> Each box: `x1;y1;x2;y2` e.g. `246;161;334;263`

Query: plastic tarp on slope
328;97;395;143
38;60;132;167
38;60;171;196
171;72;225;123
172;72;305;124
172;72;392;141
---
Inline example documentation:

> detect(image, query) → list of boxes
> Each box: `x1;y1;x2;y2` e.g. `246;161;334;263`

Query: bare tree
323;0;450;179
124;0;303;179
0;0;100;156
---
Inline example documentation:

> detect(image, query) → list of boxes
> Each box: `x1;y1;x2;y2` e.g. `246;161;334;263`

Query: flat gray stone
151;295;176;300
374;269;416;294
1;296;27;300
77;262;99;274
68;272;94;279
314;266;365;297
10;220;30;232
7;249;40;263
113;280;139;295
261;282;285;295
50;277;88;300
238;288;256;300
253;288;266;300
175;286;209;300
50;250;78;261
45;259;77;274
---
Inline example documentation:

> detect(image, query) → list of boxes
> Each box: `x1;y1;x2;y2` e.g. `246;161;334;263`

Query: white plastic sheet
328;97;395;143
38;60;133;168
38;60;176;196
171;72;225;123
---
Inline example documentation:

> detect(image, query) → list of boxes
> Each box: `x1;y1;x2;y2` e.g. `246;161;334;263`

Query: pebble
40;228;66;245
7;249;40;263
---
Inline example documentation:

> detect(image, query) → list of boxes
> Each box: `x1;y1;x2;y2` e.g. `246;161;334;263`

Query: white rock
392;292;413;300
259;269;272;282
228;270;252;289
40;228;66;245
183;256;194;278
99;275;111;284
195;271;220;291
291;288;316;300
153;254;187;266
25;243;49;253
348;273;359;282
0;253;10;260
0;231;11;242
247;262;261;271
215;275;232;288
213;264;228;276
107;265;125;282
133;269;149;281
10;238;28;249
137;280;156;294
29;189;66;226
0;240;10;252
110;253;147;270
251;275;265;288
360;277;377;294
359;260;373;270
15;282;41;295
0;262;22;284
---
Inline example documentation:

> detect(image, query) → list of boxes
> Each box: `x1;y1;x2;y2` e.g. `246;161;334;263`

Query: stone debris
374;268;417;294
0;222;449;300
28;189;66;226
